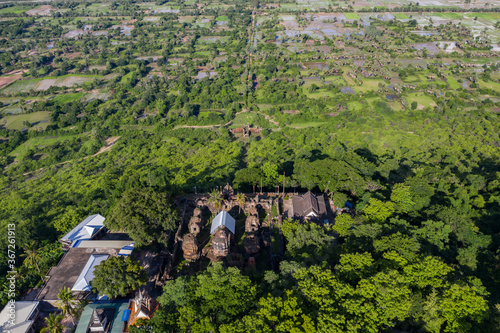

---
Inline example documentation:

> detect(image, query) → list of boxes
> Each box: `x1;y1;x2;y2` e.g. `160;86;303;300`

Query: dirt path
89;136;120;157
22;136;120;176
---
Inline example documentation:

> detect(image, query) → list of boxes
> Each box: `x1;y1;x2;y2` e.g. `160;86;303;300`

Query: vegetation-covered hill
0;0;500;331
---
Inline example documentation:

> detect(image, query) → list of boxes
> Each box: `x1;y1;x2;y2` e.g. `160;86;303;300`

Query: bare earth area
0;72;23;90
26;5;55;16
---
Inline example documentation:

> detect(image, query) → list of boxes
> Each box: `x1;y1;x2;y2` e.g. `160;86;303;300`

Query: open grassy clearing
1;111;51;131
288;122;326;129
0;6;30;14
344;13;360;20
478;80;500;91
9;133;86;156
406;93;437;109
51;93;86;104
354;79;383;93
446;75;461;90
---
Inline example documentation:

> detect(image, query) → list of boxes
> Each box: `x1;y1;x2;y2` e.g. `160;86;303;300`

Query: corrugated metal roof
75;240;132;249
210;211;236;235
60;214;105;244
72;254;109;291
0;301;39;333
118;242;135;256
75;303;129;333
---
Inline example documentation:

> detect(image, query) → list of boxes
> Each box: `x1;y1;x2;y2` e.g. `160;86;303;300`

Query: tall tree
235;192;246;214
21;241;41;276
106;188;178;246
91;256;147;298
56;287;77;324
40;314;65;333
208;189;223;213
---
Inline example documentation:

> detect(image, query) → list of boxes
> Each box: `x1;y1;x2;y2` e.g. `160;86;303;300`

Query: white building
0;301;39;333
60;214;106;250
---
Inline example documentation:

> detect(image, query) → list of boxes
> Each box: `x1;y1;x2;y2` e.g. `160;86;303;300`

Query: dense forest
0;0;500;331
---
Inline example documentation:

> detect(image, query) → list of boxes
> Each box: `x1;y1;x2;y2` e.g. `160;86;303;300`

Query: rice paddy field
0;0;498;136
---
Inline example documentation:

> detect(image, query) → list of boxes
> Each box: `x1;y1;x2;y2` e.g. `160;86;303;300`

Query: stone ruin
244;203;261;255
222;182;234;199
245;215;259;233
244;233;260;255
212;226;233;257
188;207;204;236
182;233;200;262
230;124;262;138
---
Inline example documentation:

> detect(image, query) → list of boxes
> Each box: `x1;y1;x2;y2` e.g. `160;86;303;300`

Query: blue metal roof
121;309;131;322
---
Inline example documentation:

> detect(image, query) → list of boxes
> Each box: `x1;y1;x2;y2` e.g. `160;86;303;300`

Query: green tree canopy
106;188;178;246
91;256;147;298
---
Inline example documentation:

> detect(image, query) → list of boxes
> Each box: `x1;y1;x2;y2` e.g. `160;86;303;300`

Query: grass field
478;80;500;91
51;93;85;104
120;124;155;132
446;76;461;90
120;72;135;84
344;13;360;20
231;112;260;127
406;93;436;110
288;122;325;129
434;13;463;20
394;13;409;20
9;133;84;156
1;111;51;131
0;6;29;14
353;79;383;93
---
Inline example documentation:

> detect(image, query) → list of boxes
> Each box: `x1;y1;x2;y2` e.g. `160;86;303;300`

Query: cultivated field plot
0;71;25;90
0;111;51;131
26;5;55;16
1;76;100;93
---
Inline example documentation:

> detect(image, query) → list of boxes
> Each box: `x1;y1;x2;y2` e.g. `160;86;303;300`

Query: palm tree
208;189;223;213
21;241;41;276
56;287;77;324
236;192;246;214
41;313;65;333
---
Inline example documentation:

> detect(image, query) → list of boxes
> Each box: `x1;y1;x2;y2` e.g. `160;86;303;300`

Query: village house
291;191;329;223
0;301;39;333
74;302;129;333
59;214;106;250
38;233;133;302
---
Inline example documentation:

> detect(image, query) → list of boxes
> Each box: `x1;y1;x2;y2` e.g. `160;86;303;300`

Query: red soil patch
0;74;22;90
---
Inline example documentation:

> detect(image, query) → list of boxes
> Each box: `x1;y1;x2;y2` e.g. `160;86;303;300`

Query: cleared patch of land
1;111;51;131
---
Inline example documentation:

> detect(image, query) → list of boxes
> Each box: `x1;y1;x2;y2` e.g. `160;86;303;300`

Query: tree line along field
0;0;500;332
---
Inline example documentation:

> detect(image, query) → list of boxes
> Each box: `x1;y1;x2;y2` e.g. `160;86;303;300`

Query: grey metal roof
72;254;109;291
210;211;236;235
0;301;38;333
60;214;105;244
